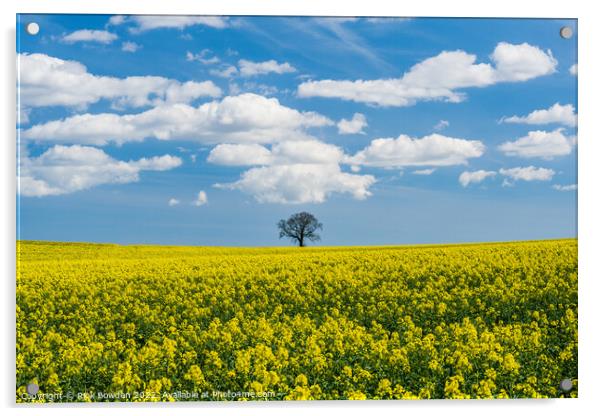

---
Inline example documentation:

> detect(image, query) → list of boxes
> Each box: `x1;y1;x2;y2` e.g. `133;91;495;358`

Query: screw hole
560;26;573;39
25;22;40;36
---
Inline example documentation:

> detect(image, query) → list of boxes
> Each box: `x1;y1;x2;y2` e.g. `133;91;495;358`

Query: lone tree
277;212;323;247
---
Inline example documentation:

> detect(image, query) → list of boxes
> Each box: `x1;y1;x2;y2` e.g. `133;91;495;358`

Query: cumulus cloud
499;166;555;182
23;93;333;146
208;140;346;167
193;191;208;206
216;164;375;204
19;145;181;197
271;141;345;165
121;41;141;53
569;64;577;76
553;184;577;191
62;30;118;44
207;143;273;166
238;59;296;77
337;113;367;134
458;170;496;187
500;103;577;127
110;15;229;33
129;154;183;170
298;42;557;106
489;42;557;82
349;133;485;168
208;139;374;204
299;77;430;107
18;53;221;109
168;198;180;206
205;132;485;204
498;128;575;159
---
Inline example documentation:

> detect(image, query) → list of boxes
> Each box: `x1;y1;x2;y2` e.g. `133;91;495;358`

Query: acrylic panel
16;14;577;402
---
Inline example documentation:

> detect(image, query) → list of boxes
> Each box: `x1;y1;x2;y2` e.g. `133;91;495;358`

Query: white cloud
216;164;375;204
186;49;220;65
108;15;127;25
121;41;141;53
111;15;229;33
18;53;221;109
198;56;220;65
498;128;575;159
208;139;373;204
500;103;577;127
129;154;183;170
238;59;296;77
209;65;238;78
193;190;208;206
553;184;577;191
349;133;485;168
337;113;367;134
490;42;557;82
458;170;496;187
19;145;182;197
23;93;333;146
298;42;557;107
207;140;346;167
569;64;578;76
499;166;555;182
207;143;273;166
400;50;495;90
433;120;450;131
62;30;118;44
270;140;345;165
168;198;180;206
412;168;436;175
206;129;486;204
207;138;374;204
299;77;430;107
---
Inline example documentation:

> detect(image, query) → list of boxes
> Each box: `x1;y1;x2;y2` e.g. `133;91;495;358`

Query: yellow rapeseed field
16;239;577;401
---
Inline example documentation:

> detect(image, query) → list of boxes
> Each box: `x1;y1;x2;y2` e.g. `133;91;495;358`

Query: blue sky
16;15;577;246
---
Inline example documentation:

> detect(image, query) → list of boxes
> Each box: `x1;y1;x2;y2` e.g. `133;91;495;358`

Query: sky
16;15;577;246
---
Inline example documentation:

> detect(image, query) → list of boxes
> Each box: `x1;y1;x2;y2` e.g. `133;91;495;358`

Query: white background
2;1;601;415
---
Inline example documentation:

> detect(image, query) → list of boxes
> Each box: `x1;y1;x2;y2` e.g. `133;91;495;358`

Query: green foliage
16;239;577;401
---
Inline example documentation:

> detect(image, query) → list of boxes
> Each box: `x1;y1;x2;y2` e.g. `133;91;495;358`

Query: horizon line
16;237;578;250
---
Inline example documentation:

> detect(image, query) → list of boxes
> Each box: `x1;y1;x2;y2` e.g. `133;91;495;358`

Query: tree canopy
277;212;322;247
